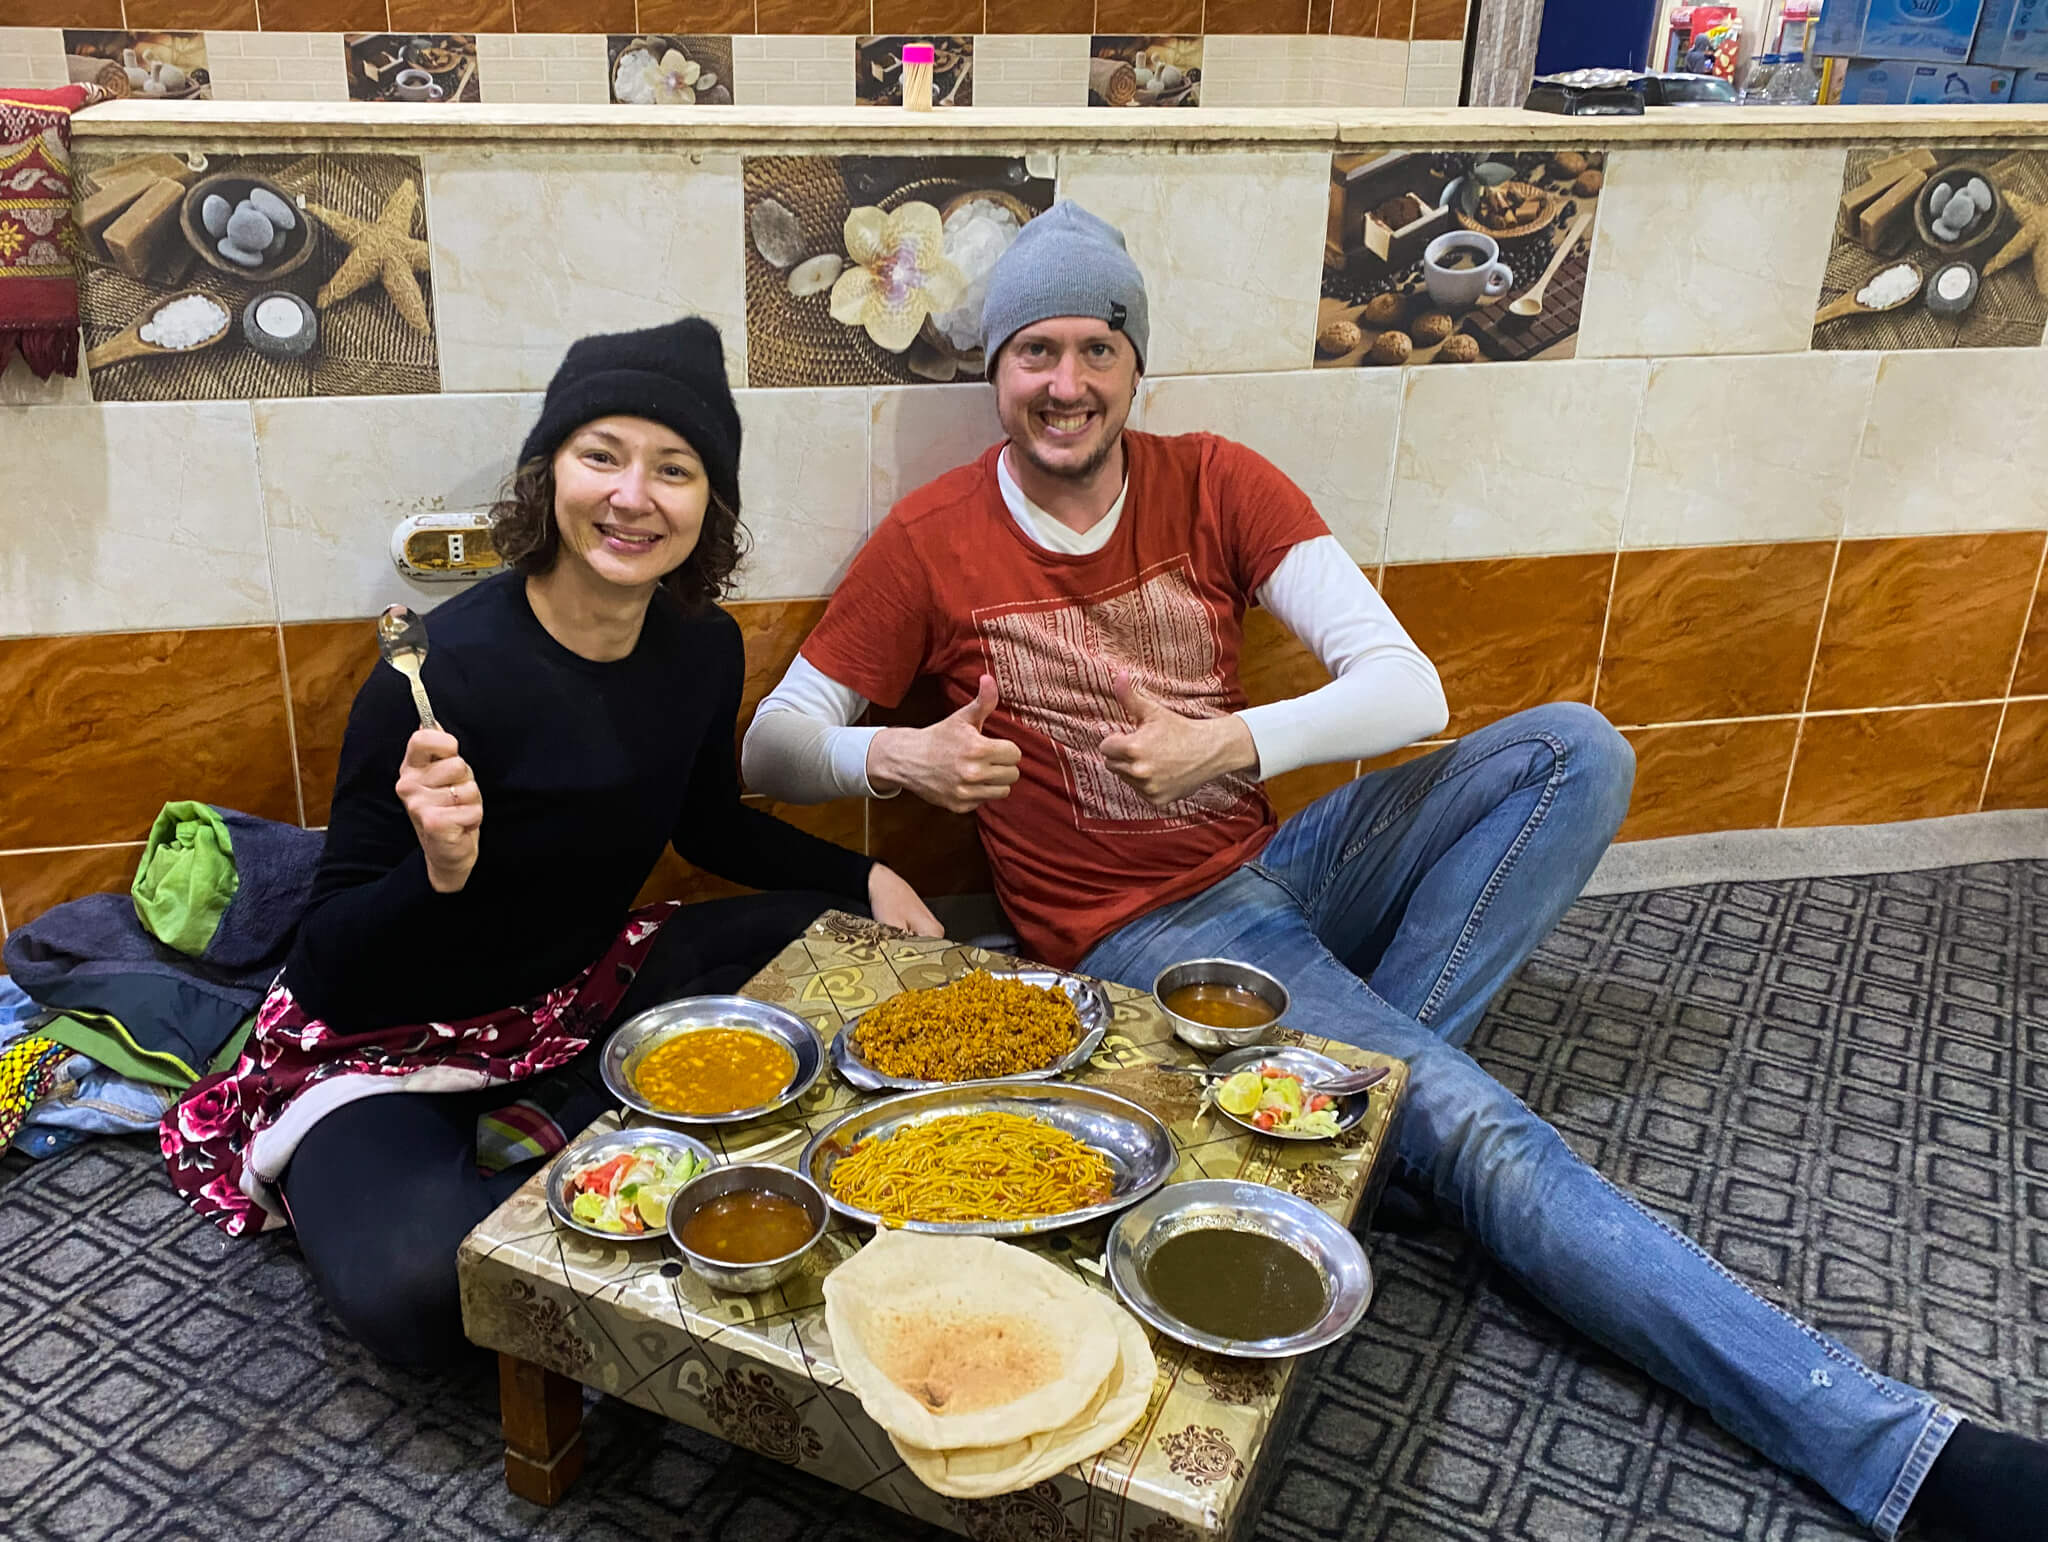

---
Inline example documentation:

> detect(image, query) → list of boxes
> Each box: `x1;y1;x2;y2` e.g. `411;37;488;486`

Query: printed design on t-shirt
973;557;1260;832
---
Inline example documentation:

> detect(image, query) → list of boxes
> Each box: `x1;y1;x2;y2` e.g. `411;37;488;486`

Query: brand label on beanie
1108;301;1128;332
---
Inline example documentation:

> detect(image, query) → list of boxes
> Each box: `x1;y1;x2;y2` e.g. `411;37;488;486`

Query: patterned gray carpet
3;862;2043;1542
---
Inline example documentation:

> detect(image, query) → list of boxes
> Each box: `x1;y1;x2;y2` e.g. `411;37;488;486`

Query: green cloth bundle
132;802;241;960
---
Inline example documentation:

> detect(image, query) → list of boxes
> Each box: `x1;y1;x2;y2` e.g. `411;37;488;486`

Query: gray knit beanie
980;201;1150;370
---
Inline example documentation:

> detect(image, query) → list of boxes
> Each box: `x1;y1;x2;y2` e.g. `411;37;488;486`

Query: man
742;201;2041;1539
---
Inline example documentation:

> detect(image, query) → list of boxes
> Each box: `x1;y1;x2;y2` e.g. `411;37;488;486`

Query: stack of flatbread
823;1231;1158;1498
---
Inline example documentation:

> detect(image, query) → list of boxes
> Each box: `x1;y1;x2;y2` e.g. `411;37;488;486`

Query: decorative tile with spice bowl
182;173;312;281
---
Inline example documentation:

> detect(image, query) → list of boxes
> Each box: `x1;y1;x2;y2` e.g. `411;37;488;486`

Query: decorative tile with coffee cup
1423;232;1515;310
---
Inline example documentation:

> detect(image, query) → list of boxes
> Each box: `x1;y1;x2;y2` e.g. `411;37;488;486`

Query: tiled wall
0;2;1464;107
3;120;2045;942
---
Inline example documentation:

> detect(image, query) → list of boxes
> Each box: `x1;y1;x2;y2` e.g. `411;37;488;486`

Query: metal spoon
376;603;439;731
1152;1062;1391;1096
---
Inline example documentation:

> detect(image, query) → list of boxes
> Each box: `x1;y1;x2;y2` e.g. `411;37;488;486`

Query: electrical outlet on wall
392;512;502;581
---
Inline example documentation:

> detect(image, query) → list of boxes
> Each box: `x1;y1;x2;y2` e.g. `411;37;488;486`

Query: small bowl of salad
546;1125;714;1240
1203;1045;1374;1142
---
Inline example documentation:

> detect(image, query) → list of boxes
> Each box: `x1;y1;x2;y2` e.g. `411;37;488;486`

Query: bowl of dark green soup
1103;1178;1372;1357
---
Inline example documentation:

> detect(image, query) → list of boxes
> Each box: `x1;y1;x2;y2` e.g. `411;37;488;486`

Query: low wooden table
459;911;1408;1540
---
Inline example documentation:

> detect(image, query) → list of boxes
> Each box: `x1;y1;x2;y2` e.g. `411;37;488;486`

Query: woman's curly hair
488;453;748;609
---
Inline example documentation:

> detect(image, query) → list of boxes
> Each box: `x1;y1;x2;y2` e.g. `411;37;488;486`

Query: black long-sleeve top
285;573;874;1032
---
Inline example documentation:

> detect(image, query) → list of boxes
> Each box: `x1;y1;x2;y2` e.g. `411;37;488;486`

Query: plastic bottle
1740;53;1780;104
1779;52;1820;105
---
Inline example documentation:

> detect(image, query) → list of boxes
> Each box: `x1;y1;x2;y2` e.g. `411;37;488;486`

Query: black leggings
280;892;845;1369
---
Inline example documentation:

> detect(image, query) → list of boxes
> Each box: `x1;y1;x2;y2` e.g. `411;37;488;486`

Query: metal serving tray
798;1080;1174;1238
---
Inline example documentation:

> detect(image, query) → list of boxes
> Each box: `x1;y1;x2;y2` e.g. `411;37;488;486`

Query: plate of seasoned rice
830;967;1110;1093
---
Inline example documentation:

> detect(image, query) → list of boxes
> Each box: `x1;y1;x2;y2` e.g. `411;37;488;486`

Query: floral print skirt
161;903;676;1237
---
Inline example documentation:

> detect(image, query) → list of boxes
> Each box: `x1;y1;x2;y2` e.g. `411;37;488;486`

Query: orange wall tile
635;796;866;906
637;0;759;29
1409;0;1463;37
984;0;1093;27
283;620;380;829
387;0;512;25
1618;719;1798;842
734;598;829;754
1373;0;1409;37
1598;542;1833;726
256;0;391;28
871;0;982;28
0;845;147;938
0;628;297;852
1983;698;2048;811
8;0;123;23
1309;0;1332;30
867;791;990;896
123;0;258;24
1782;705;2001;827
2011;561;2048;697
515;0;634;29
757;0;870;28
1329;0;1379;33
1381;554;1609;738
1265;760;1356;820
1093;0;1200;31
1240;605;1332;708
1205;0;1312;31
1808;533;2043;712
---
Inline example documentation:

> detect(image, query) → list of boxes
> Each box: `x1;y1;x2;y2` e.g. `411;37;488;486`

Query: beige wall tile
477;32;607;102
869;383;1001;520
1846;349;2048;538
254;392;540;622
0;27;66;86
1578;145;1846;359
1387;358;1645;563
1139;368;1400;565
1625;352;1876;548
1056;150;1328;376
204;30;349;99
732;34;854;105
426;148;746;393
1201;35;1321;108
731;388;871;600
0;402;271;638
972;34;1088;107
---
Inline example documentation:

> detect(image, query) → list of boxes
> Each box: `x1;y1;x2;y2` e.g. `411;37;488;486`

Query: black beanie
518;317;742;516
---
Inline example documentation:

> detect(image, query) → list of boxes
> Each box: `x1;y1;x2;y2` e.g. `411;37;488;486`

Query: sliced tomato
1308;1094;1333;1112
579;1154;635;1197
1252;1109;1278;1131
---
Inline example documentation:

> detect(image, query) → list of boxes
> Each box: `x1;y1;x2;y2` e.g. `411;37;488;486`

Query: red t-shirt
802;430;1329;969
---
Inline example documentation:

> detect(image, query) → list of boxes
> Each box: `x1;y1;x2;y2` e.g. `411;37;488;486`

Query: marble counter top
71;98;2048;151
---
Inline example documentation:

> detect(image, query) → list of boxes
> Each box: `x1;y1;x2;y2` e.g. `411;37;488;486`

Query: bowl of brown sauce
667;1161;829;1293
1152;958;1289;1052
1104;1178;1373;1357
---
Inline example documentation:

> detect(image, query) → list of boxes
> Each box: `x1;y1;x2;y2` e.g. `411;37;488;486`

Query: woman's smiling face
549;415;711;590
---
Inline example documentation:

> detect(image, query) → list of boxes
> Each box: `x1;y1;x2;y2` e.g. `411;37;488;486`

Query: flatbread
824;1232;1122;1450
891;1292;1159;1499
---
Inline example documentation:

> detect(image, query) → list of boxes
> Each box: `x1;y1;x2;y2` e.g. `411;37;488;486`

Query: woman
162;317;939;1367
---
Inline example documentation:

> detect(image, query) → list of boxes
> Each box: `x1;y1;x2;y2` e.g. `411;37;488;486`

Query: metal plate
1205;1045;1374;1142
830;969;1110;1093
799;1080;1174;1237
1105;1179;1374;1358
601;995;824;1126
544;1125;715;1242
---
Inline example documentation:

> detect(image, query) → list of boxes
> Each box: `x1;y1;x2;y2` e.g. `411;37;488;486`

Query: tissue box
1839;57;2014;98
1972;0;2048;66
1812;0;1986;63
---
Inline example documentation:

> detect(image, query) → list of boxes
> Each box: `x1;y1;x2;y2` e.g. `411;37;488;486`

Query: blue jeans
1081;703;1954;1539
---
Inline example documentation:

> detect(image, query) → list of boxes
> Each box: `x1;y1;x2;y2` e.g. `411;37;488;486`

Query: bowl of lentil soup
602;996;824;1125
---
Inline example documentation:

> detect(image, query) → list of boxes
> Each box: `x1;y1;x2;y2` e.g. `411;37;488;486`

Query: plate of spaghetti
800;1082;1176;1236
832;968;1110;1093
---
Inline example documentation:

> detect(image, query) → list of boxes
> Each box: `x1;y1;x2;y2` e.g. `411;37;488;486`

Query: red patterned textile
0;85;95;380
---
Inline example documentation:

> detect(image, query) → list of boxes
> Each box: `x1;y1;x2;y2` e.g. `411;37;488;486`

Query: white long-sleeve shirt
742;445;1447;803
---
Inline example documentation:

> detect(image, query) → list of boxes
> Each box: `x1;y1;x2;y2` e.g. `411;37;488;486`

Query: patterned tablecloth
458;911;1408;1542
